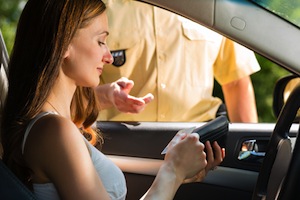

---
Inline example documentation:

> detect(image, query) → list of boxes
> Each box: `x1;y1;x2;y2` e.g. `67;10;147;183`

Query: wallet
193;115;229;145
161;115;228;154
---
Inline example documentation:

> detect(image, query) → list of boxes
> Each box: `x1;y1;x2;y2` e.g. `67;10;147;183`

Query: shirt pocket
107;30;141;51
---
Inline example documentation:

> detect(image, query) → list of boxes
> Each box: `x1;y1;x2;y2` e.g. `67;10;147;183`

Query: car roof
138;0;300;75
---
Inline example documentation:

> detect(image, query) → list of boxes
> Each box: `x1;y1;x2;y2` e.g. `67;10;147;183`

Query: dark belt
216;103;227;118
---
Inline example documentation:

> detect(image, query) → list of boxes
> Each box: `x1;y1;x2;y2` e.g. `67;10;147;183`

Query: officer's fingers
142;93;154;104
126;95;145;106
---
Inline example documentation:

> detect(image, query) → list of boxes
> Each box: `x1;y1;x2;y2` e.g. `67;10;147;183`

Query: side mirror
273;74;300;122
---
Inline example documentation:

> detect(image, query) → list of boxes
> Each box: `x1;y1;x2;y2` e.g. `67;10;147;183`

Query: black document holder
193;115;229;147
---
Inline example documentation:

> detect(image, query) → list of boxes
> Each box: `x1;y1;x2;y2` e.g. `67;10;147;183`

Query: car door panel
98;122;298;199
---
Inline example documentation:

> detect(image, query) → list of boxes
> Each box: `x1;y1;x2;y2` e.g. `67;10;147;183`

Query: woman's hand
142;133;225;200
164;133;207;182
183;141;225;183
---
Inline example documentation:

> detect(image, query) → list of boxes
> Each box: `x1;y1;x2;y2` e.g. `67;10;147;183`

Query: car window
0;0;292;123
251;0;300;28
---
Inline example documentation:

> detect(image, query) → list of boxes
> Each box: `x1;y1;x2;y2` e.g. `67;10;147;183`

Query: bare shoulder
24;113;90;182
25;113;81;147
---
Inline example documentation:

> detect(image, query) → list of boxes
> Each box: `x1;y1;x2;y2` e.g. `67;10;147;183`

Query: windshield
251;0;300;28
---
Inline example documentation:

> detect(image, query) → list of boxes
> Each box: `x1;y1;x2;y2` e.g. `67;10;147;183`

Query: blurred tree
0;0;26;54
252;55;290;122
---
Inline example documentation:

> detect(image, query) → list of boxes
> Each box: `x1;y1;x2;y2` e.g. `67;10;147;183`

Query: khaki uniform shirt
99;0;261;122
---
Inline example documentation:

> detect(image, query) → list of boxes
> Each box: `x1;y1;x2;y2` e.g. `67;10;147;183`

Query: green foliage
0;0;25;54
253;0;300;28
252;55;290;122
1;22;16;54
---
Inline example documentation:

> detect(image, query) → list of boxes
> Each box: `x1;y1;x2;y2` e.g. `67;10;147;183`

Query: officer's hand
110;77;154;113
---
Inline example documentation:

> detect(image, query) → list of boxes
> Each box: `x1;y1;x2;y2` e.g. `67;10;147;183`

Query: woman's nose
103;50;114;64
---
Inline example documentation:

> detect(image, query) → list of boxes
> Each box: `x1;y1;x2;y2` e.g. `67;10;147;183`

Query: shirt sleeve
213;37;261;85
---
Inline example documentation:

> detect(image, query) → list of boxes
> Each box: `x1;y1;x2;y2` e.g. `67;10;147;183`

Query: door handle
238;139;266;164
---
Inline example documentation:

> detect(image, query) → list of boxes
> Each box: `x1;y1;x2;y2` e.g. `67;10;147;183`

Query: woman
1;0;223;199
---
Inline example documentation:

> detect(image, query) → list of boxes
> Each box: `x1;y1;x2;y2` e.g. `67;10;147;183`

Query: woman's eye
98;41;106;46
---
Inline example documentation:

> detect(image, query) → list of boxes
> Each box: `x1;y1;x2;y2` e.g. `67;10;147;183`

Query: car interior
1;0;300;199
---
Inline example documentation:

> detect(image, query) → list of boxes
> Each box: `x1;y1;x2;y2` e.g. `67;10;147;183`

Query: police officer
95;0;260;123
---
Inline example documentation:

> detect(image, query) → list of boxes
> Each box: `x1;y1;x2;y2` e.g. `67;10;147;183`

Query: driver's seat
0;159;36;199
0;30;36;199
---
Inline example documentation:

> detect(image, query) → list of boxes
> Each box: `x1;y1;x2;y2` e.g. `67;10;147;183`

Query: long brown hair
1;0;106;189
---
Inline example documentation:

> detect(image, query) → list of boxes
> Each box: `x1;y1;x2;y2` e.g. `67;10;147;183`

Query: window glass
251;0;300;28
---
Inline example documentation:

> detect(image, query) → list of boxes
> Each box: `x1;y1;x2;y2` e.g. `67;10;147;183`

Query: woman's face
62;11;113;88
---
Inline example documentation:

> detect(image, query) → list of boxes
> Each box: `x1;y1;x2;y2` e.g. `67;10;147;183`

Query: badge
111;50;126;67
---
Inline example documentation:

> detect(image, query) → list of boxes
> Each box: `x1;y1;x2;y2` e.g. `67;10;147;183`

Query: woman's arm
141;134;224;200
24;115;111;200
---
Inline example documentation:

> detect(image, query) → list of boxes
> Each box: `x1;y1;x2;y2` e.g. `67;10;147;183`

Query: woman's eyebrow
98;31;109;36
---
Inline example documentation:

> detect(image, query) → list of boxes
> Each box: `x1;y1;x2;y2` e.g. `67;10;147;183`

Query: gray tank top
22;112;127;200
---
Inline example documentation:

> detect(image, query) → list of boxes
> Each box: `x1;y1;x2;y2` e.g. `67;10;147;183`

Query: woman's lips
97;67;103;74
